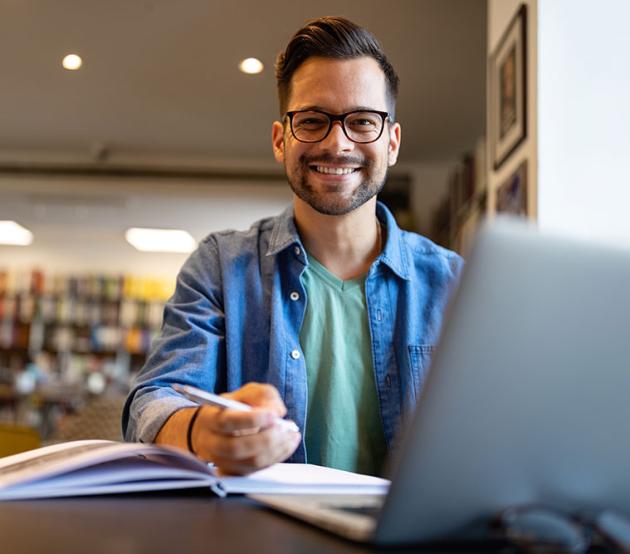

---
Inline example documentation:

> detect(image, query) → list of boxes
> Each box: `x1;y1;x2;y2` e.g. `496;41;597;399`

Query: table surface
0;490;507;554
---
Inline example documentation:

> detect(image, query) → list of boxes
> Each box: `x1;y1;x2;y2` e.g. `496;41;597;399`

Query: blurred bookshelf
0;269;174;441
378;173;414;231
429;138;488;255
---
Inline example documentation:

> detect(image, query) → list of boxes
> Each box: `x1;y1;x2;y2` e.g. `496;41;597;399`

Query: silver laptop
251;218;630;545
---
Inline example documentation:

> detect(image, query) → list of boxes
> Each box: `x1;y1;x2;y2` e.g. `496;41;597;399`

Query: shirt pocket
407;345;436;395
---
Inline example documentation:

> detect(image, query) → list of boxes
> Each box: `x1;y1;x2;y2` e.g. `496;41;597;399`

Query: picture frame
496;160;528;217
489;4;527;170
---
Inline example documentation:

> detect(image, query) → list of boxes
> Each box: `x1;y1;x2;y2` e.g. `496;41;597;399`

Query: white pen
172;383;300;433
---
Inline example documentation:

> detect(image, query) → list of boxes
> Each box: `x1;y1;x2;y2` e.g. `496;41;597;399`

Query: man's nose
321;120;355;152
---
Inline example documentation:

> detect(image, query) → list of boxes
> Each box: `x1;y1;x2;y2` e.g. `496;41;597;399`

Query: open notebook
0;440;389;500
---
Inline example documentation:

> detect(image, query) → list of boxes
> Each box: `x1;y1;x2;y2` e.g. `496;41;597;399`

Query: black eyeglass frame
284;109;391;144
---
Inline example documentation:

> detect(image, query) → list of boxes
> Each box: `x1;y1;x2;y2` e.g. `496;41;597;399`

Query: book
0;440;390;500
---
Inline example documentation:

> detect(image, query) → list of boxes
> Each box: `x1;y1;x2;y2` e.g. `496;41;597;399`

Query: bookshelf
0;269;173;438
429;138;488;255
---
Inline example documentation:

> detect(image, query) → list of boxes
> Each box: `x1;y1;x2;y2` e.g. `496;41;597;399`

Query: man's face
272;56;401;216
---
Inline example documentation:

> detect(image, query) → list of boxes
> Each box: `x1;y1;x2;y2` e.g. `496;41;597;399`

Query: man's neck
293;197;382;281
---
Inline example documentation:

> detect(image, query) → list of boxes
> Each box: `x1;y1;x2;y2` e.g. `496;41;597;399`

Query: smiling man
123;16;463;476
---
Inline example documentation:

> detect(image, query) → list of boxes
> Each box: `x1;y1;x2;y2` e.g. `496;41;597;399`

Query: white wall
487;0;538;220
0;177;292;279
537;0;630;246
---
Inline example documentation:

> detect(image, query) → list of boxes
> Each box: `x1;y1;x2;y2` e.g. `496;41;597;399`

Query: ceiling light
125;228;196;253
238;57;264;75
0;221;34;246
62;54;83;71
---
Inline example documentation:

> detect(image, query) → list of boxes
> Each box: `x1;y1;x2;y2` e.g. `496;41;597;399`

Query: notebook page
220;463;389;494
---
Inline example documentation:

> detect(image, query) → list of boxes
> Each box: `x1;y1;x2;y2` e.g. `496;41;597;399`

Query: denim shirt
122;202;463;463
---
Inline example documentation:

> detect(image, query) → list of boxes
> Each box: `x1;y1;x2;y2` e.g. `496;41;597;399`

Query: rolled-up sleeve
122;237;226;443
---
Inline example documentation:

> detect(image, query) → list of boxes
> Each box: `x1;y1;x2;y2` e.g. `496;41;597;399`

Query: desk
0;491;489;553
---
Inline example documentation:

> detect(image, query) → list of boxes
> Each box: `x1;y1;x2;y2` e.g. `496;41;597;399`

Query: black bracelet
187;406;202;455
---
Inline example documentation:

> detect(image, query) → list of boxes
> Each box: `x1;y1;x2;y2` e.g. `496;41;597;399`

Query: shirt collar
266;201;410;281
266;204;302;256
375;201;410;280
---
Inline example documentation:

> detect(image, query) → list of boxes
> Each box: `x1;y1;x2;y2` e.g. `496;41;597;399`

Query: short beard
287;153;388;216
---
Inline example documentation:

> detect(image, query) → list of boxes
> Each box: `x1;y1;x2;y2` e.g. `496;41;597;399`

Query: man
123;16;462;476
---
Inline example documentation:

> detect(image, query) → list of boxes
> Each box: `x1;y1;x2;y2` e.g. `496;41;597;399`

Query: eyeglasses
490;504;630;553
284;109;390;144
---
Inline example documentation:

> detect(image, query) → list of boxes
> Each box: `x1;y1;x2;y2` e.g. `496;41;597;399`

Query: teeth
314;166;356;175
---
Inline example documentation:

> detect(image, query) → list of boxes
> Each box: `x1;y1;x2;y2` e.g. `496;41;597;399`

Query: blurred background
1;0;527;450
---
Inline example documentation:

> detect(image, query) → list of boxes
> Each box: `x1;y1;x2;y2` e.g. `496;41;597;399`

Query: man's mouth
310;165;361;175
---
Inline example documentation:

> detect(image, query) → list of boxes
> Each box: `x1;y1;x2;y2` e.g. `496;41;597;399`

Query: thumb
224;382;287;417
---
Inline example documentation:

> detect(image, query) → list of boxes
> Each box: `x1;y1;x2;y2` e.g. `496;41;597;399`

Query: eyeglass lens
291;111;384;143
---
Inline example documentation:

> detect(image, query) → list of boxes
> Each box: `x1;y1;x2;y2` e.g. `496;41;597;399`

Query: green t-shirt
299;254;388;476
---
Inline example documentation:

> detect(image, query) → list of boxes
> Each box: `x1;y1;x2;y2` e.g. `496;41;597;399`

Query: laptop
251;218;630;545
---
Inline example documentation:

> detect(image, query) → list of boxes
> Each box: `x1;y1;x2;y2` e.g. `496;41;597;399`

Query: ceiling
0;0;486;166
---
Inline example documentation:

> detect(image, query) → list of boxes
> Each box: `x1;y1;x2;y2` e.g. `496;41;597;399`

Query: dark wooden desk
0;490;498;553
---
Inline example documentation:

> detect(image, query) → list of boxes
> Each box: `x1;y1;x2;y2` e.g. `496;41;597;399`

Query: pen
172;383;300;433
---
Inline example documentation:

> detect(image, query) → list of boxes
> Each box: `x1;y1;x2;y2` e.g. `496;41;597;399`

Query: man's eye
296;117;327;128
347;115;379;129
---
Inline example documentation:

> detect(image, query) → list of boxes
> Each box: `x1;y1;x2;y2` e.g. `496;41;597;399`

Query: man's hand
189;382;301;475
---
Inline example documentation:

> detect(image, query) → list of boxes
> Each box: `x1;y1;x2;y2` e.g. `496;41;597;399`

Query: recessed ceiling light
0;221;34;246
125;228;196;253
238;57;264;75
62;54;83;71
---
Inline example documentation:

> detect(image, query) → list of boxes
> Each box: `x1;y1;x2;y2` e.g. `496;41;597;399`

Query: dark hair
275;16;399;119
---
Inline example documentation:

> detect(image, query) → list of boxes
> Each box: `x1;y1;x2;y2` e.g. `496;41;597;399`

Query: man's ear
387;122;401;166
272;121;285;164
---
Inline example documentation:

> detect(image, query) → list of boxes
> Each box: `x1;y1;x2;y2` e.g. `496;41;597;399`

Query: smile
311;166;360;175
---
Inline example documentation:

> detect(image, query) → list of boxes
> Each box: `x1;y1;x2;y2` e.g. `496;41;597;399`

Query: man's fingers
226;383;287;417
188;383;298;473
203;424;299;460
210;432;302;475
244;429;302;469
198;405;274;435
210;455;265;476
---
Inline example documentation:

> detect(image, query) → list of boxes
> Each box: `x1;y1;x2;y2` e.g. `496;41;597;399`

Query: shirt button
290;350;301;360
294;246;301;256
290;291;300;301
385;374;392;388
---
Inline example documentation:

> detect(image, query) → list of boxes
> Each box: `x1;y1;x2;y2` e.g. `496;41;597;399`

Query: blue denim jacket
122;202;463;462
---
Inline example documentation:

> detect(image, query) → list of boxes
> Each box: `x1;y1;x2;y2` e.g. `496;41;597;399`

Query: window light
125;228;196;253
0;221;34;246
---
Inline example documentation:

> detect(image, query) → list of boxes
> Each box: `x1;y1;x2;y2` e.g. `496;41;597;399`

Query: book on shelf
0;440;390;500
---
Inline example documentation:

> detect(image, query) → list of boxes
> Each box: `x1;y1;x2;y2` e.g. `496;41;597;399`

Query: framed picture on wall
490;4;527;170
496;160;528;216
